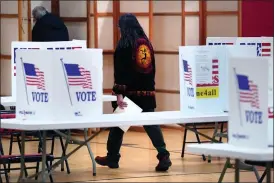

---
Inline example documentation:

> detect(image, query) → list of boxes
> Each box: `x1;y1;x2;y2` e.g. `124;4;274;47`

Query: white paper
195;53;212;84
113;97;143;132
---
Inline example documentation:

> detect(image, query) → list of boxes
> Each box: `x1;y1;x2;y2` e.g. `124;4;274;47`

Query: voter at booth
95;13;172;172
32;6;69;42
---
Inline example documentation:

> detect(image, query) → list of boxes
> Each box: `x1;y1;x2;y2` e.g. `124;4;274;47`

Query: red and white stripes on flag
184;65;192;86
25;68;45;90
79;67;92;89
239;80;260;109
257;42;272;57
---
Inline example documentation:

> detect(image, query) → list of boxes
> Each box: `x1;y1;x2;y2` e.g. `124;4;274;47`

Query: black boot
155;153;172;172
95;154;120;169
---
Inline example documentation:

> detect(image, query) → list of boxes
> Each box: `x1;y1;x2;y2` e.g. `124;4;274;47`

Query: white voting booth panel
16;49;103;121
228;57;269;148
179;46;225;114
207;37;274;147
11;41;87;101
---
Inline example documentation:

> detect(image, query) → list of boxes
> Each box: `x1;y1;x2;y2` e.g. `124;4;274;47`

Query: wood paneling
0;14;18;18
51;0;59;16
27;0;32;41
18;0;22;41
0;55;11;60
149;0;153;41
86;0;91;47
93;0;98;48
61;17;87;22
238;0;242;37
181;0;185;46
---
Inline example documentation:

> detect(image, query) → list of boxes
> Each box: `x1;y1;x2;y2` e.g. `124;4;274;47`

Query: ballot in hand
117;94;128;109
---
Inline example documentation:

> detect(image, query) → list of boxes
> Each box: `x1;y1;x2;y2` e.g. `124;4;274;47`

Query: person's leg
143;125;168;154
142;109;172;171
107;127;124;160
95;127;124;168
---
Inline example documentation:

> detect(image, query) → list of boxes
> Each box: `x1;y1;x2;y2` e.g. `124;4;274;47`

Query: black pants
107;109;169;162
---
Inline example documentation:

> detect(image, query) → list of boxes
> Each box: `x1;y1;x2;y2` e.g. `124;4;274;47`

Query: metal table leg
26;129;103;180
181;124;220;143
84;128;97;176
218;158;231;183
17;131;26;183
235;159;240;183
41;131;47;183
266;162;271;183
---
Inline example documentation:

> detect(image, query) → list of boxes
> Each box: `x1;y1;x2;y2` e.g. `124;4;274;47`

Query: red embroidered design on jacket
135;38;153;73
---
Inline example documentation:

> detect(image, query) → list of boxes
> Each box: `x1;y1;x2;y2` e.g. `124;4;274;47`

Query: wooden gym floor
1;128;272;182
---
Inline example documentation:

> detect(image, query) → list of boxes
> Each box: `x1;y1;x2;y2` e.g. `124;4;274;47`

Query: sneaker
95;156;119;169
155;154;172;172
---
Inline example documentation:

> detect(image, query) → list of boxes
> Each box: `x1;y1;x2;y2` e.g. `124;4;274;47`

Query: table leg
41;131;47;183
235;159;240;183
26;129;103;180
266;162;271;183
182;124;220;143
61;130;70;172
17;131;26;183
84;128;97;176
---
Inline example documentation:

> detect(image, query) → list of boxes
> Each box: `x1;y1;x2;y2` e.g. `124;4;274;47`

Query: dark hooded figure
32;6;69;42
95;13;172;172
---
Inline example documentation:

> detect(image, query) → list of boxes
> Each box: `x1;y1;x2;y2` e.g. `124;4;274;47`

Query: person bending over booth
32;6;69;42
95;13;172;172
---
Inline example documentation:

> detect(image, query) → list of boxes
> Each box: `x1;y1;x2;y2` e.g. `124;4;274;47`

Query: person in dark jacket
95;13;172;172
32;6;69;42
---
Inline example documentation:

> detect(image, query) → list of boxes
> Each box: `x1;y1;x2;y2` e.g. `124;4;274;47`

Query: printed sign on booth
11;41;87;101
16;49;103;121
179;46;225;114
228;57;269;148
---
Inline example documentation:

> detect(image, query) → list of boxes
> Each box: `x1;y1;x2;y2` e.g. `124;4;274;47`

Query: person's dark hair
117;13;149;49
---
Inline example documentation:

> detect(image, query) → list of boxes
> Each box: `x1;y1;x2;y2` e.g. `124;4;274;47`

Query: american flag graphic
64;63;92;89
239;42;272;57
257;43;271;57
208;42;234;45
236;74;259;109
14;48;40;76
24;63;45;90
197;59;219;87
183;60;192;86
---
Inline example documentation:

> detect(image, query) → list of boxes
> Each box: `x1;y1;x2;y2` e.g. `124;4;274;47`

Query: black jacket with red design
112;38;156;110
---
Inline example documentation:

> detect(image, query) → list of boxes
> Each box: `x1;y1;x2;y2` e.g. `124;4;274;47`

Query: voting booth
179;46;225;114
11;40;87;101
15;49;103;121
207;37;274;147
228;57;269;148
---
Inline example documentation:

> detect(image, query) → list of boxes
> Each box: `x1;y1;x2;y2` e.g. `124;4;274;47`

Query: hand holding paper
114;97;142;132
117;94;128;109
